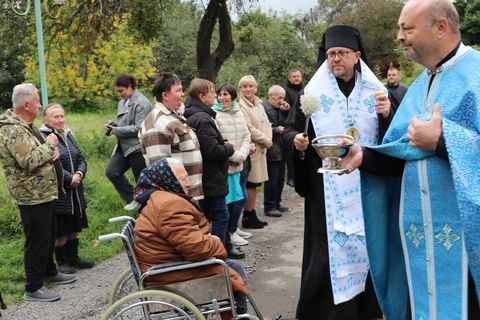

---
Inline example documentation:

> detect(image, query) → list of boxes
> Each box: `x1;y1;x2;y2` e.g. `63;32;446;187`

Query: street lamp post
33;0;48;106
9;0;67;106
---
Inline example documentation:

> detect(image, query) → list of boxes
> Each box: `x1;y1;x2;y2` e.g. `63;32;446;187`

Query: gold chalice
311;134;354;174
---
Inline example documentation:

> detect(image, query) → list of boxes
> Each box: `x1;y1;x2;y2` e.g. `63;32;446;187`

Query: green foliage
0;172;22;237
151;1;203;85
455;0;480;46
23;15;156;112
330;0;404;72
0;112;128;303
0;10;32;109
219;10;316;96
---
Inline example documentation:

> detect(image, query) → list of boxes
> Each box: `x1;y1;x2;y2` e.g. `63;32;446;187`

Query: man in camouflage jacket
0;83;75;302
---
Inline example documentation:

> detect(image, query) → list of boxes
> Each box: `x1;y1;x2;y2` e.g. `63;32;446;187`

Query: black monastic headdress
316;25;369;70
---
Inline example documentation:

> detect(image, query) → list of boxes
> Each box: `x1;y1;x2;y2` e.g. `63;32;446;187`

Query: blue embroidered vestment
362;46;480;320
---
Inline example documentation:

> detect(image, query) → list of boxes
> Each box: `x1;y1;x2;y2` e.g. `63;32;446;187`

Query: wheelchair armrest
108;216;135;224
144;258;228;278
148;260;195;270
98;233;123;242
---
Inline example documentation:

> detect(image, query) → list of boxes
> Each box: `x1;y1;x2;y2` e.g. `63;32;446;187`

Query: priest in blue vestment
340;0;480;319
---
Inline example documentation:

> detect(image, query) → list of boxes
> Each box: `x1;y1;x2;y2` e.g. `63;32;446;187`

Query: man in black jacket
284;69;304;187
262;85;291;217
385;65;408;109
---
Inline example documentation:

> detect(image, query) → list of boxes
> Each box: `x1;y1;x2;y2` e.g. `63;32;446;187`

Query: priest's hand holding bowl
337;141;363;174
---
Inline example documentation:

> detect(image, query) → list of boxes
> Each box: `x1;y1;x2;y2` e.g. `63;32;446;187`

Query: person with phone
106;75;152;211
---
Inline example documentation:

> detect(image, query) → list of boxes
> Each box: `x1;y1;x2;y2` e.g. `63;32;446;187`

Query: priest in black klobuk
285;25;395;319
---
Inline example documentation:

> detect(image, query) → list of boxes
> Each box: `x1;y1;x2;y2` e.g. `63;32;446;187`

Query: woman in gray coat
105;75;152;211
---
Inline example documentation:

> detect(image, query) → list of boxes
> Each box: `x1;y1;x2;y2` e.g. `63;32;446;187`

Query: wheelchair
99;216;263;320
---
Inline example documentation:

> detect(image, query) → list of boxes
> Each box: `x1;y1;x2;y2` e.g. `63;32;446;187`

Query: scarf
212;98;238;112
134;159;185;210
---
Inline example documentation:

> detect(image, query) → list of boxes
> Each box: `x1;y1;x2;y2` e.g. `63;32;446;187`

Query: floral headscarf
134;159;185;210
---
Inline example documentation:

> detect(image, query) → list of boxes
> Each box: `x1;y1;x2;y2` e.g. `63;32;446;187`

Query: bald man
262;85;290;217
340;0;480;318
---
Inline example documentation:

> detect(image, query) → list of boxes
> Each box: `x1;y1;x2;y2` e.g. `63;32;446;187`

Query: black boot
0;291;6;310
55;245;75;274
251;209;268;226
242;210;267;229
66;239;94;269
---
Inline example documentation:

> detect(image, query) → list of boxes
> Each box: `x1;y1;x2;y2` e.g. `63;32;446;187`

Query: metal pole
33;0;48;106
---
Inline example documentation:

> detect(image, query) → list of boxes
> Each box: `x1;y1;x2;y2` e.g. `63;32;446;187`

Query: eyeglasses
326;50;355;60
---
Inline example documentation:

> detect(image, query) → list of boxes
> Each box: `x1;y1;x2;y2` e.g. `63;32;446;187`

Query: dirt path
3;186;304;320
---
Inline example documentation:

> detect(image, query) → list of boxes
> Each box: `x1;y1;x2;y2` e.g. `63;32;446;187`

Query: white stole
305;59;386;304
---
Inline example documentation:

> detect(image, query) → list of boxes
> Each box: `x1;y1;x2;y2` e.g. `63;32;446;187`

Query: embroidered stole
305;60;385;304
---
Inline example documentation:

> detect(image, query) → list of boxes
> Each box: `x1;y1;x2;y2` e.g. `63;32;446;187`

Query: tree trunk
196;0;234;82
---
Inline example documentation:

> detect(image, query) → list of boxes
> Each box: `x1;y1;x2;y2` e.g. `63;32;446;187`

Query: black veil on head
316;24;369;70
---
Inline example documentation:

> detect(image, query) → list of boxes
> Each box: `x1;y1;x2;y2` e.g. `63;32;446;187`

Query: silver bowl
311;134;354;174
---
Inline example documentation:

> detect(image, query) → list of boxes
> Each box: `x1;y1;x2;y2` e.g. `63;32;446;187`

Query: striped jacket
139;102;203;199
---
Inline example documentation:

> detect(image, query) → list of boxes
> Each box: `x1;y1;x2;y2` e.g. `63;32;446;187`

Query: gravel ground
3;187;304;320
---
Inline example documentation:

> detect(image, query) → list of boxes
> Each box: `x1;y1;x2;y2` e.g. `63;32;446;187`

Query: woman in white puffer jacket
213;83;253;249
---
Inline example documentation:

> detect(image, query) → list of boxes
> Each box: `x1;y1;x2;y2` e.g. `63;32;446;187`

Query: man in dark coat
284;69;303;187
385;65;408;109
262;85;290;217
285;25;394;319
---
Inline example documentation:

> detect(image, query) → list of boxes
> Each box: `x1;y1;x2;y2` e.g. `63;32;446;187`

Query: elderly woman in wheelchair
131;158;256;319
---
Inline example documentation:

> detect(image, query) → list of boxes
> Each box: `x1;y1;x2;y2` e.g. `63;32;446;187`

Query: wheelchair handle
109;216;135;224
98;233;122;242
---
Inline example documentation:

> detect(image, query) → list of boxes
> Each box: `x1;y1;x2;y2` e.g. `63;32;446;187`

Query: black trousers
263;160;286;211
284;139;295;182
18;201;58;292
105;147;146;203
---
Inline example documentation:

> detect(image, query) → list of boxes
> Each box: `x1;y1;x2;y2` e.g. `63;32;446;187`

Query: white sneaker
236;228;252;239
231;232;249;246
124;200;140;211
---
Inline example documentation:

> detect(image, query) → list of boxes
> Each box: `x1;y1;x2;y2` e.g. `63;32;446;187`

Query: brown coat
134;191;247;294
237;93;272;183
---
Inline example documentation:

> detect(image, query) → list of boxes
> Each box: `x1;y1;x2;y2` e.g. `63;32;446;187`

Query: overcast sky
257;0;318;14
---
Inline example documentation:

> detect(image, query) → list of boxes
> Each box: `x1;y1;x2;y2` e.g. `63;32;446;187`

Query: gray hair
268;85;285;96
425;0;460;34
12;83;38;108
43;103;64;118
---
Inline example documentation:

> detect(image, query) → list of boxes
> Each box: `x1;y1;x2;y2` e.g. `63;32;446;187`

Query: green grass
0;111;138;303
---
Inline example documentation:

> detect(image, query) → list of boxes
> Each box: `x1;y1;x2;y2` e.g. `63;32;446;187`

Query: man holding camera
105;75;152;211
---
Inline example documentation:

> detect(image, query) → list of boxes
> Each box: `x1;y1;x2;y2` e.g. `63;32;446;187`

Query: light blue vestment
362;45;480;320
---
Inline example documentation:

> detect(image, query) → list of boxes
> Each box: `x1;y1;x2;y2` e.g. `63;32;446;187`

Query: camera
105;120;117;136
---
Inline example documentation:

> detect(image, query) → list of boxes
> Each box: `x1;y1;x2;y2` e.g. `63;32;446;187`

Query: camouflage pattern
0;109;58;205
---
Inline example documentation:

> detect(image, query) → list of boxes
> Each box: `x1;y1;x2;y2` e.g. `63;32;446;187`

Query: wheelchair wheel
109;268;137;305
101;289;205;320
